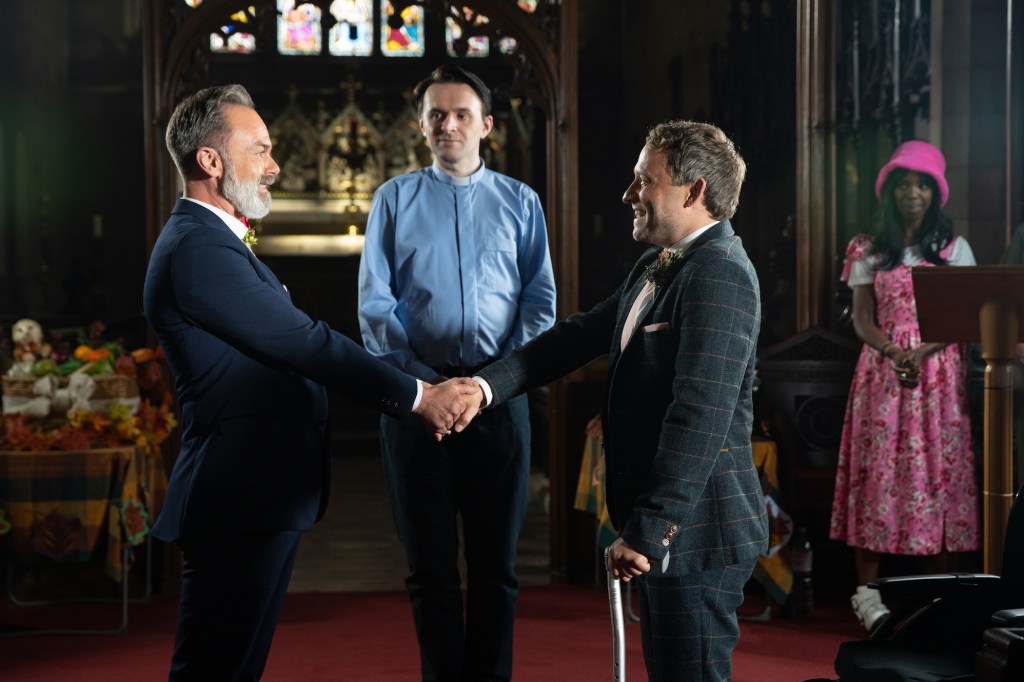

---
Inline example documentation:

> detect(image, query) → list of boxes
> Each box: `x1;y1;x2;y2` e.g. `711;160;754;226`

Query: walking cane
605;548;626;682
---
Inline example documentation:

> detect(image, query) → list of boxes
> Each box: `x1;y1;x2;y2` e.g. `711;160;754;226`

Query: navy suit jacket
144;199;417;542
477;221;768;574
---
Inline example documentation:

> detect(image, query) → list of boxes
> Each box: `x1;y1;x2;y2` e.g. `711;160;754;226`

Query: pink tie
620;280;656;350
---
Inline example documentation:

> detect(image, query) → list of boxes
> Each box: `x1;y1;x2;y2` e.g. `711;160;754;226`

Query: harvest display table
0;446;166;634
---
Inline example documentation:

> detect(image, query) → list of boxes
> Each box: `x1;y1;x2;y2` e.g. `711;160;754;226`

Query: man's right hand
414;378;481;441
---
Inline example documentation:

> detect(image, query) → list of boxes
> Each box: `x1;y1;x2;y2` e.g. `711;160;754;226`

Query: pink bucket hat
874;140;949;207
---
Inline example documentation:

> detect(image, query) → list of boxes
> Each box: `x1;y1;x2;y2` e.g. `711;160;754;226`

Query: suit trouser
380;394;530;682
634;559;756;682
168;530;302;682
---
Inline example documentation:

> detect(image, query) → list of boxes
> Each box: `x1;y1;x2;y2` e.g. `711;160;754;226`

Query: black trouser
168;530;301;681
380;394;530;682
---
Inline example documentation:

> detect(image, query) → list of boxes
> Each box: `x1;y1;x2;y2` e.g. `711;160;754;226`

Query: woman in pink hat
829;140;980;632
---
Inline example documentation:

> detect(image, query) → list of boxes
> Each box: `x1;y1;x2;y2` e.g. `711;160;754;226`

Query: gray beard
222;159;272;220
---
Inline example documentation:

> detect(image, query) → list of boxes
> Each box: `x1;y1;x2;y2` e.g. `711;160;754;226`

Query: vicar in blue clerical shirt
358;64;556;682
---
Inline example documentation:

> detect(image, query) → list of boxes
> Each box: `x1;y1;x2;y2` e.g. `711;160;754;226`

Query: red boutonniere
643;249;684;293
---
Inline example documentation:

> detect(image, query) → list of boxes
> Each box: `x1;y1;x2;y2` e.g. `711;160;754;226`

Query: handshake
413;377;486;441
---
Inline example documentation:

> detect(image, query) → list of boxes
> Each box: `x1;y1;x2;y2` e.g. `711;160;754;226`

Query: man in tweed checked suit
455;120;768;681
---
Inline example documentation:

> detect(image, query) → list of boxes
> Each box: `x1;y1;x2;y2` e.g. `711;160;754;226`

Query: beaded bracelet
880;341;899;358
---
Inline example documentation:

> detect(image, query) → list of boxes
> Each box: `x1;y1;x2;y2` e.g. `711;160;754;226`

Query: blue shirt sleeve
503;187;556;355
358;182;438;381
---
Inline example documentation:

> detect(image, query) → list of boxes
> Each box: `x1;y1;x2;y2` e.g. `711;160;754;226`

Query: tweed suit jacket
144;199;418;542
477;221;768;574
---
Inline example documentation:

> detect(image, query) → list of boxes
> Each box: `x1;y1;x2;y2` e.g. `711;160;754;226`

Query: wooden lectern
913;265;1024;574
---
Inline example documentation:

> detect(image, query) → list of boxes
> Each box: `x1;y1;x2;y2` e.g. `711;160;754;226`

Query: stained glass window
446;7;488;58
328;0;374;56
278;0;323;55
191;0;525;59
211;6;258;54
381;1;424;57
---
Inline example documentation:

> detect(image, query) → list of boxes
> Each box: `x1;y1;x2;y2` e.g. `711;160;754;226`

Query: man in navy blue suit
144;83;479;681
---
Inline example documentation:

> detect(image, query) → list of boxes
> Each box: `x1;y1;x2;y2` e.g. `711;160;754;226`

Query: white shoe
851;585;890;632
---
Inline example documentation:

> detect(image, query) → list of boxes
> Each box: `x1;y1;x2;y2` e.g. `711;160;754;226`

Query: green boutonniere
643;248;684;293
242;227;258;248
238;216;258;248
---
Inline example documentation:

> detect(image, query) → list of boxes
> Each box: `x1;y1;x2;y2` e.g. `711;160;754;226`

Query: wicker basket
1;373;139;401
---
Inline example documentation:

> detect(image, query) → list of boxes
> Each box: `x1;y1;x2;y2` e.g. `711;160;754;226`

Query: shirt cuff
411;379;424;412
471;377;492;408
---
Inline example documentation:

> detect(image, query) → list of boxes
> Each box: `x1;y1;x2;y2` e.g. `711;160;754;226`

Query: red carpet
0;586;861;680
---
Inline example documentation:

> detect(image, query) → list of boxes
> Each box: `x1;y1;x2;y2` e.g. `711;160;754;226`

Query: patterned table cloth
0;447;166;581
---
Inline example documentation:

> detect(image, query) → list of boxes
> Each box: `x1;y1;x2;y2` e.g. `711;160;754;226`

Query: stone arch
144;0;576;311
143;0;579;577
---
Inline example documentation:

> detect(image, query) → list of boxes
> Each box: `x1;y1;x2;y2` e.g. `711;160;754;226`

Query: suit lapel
612;221;735;359
174;198;289;297
611;250;659;362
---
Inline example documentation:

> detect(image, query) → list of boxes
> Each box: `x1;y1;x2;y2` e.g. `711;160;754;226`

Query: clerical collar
430;160;487;186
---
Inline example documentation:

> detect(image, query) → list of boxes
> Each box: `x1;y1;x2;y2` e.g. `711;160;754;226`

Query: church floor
288;446;552;593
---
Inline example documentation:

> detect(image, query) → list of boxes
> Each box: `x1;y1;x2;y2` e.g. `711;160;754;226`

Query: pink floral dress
829;234;979;555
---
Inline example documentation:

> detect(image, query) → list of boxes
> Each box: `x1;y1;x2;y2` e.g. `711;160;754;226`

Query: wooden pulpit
913;265;1024;574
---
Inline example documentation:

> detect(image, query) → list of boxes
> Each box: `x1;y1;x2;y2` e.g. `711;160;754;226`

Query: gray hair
165;84;255;180
645;120;746;220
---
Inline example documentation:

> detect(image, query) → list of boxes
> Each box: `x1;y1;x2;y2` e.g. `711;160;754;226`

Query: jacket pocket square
642;322;670;333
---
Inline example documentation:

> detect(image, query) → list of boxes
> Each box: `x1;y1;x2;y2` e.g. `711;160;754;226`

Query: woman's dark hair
871;167;953;270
